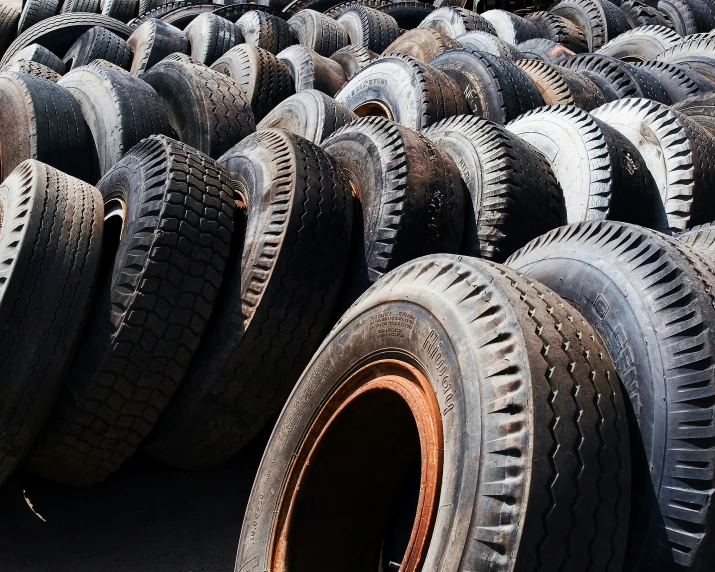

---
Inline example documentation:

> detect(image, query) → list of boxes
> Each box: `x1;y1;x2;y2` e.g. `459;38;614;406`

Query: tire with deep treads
417;6;495;38
288;9;349;56
0;5;20;59
647;0;714;33
1;58;61;80
3;43;65;73
525;10;589;52
101;0;139;22
61;0;101;12
329;43;376;79
184;13;242;65
596;24;680;61
657;34;715;86
673;91;715;135
18;0;61;33
550;0;631;51
335;4;399;52
237;9;294;54
634;60;712;103
676;221;715;259
62;25;132;70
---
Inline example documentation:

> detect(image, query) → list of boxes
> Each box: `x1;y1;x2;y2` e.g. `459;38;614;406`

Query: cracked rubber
550;0;632;51
3;43;66;74
480;9;542;45
288;9;349;56
382;27;460;62
596;24;680;61
128;18;188;75
184;12;242;65
62;25;132;70
417;6;495;38
277;43;347;95
335;4;399;52
525;10;588;52
236;9;294;55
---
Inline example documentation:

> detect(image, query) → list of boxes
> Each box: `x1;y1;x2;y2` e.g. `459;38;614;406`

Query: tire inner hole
100;198;126;282
353;100;394;121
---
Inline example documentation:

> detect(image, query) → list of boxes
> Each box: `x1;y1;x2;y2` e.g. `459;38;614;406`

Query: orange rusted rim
270;359;443;572
353;100;394;120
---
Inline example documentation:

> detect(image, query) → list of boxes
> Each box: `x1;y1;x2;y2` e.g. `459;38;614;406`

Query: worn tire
101;0;138;22
646;0;714;33
288;9;349;56
507;220;715;572
430;48;544;124
424;114;563;260
592;97;715;232
379;0;434;28
142;56;255;158
329;43;376;78
212;44;294;122
3;43;65;73
27;135;235;486
0;5;20;59
517;38;576;63
657;34;715;85
61;0;101;12
1;58;60;80
142;129;353;469
256;89;356;143
634;59;712;103
0;160;102;486
235;253;630;572
673;91;715;135
507;105;660;228
277;44;347;95
550;0;632;51
18;0;61;34
455;30;524;59
127;18;188;75
417;6;495;38
0;71;90;181
58;61;173;183
675;221;715;258
335;4;399;52
62;25;132;70
480;9;542;45
621;0;674;25
382;27;460;62
525;10;589;52
184;13;242;65
236;9;294;54
596;24;680;61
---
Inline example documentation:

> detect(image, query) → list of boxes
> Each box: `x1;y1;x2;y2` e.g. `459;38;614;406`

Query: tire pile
1;0;715;569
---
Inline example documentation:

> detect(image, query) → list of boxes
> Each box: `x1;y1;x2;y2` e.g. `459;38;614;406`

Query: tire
455;30;525;60
184;13;242;65
517;38;576;63
516;58;610;110
480;9;542;45
236;9;294;54
657;34;715;85
0;71;90;182
277;44;347;95
382;27;460;62
128;0;207;28
18;0;61;34
288;9;349;56
559;53;671;103
3;43;66;73
429;48;544;124
142;129;353;470
1;58;61;80
424;114;563;260
324;0;390;18
379;1;434;28
675;221;715;259
525;10;588;52
1;14;131;66
329;43;376;79
592;97;715;233
673;91;715;135
619;0;675;25
0;160;102;487
417;6;495;38
0;5;20;60
58;61;173;183
62;25;132;70
550;0;632;51
212;44;294;122
507;220;715;572
323;116;465;301
647;0;714;33
210;3;286;23
138;0;169;14
127;18;188;75
235;254;630;572
335;4;399;52
256;89;356;143
596;24;680;61
61;0;101;13
27;135;235;486
507;105;660;228
336;53;467;129
101;0;138;22
634;60;712;103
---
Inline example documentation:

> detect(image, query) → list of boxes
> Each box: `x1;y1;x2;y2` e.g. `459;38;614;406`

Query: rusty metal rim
269;359;443;571
353;99;394;121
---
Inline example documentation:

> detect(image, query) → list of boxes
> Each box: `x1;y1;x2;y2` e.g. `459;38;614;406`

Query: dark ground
0;433;267;572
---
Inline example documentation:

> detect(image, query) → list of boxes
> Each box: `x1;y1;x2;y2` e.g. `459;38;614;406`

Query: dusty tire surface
287;8;349;56
507;220;715;572
480;9;542;45
455;30;525;60
142;129;353;470
634;59;712;103
595;24;680;61
61;0;102;13
3;43;66;73
382;27;460;62
62;25;132;70
657;33;715;85
648;0;713;34
0;5;20;59
27;135;235;486
128;18;189;75
335;3;399;52
18;0;61;34
517;38;576;63
184;12;242;65
277;44;347;95
101;0;139;23
329;43;377;79
417;6;495;38
525;9;589;52
236;254;630;572
0;160;102;487
676;221;715;258
673;91;715;135
1;58;61;80
550;0;632;51
236;9;294;54
618;0;674;26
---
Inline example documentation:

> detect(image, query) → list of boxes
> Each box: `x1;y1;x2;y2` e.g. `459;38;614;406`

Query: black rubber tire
517;38;576;63
335;4;399;52
0;160;102;487
675;221;715;258
138;0;169;15
128;0;207;28
336;52;467;129
429;48;544;124
646;0;714;33
210;3;286;23
212;43;294;122
517;58;610;110
673;91;715;135
507;105;660;228
618;0;675;26
256;88;356;143
0;5;20;60
657;34;715;86
324;0;390;18
455;30;524;60
101;0;138;22
379;1;434;28
525;10;589;52
424;114;563;260
480;9;542;45
1;14;131;66
559;53;671;103
382;27;460;62
550;0;632;51
417;6;495;38
329;43;376;78
235;253;630;572
184;13;242;65
277;43;347;94
62;25;132;70
507;220;715;572
1;58;61;80
3;43;66;73
322;116;464;302
142;129;353;470
634;59;712;103
592;97;715;233
61;0;101;12
288;9;349;56
596;24;680;61
236;9;294;54
127;18;188;75
27;135;235;486
18;0;61;34
0;71;90;182
58;61;174;183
